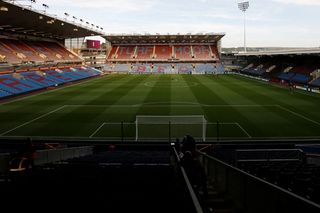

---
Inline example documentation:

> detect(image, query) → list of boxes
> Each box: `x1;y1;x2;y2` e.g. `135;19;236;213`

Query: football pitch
1;74;320;141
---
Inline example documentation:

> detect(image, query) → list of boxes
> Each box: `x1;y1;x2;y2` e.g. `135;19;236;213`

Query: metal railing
172;146;204;213
197;151;320;213
34;146;94;166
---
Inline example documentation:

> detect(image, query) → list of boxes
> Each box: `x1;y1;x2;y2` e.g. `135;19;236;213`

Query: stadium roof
104;34;225;45
0;1;103;40
236;48;320;57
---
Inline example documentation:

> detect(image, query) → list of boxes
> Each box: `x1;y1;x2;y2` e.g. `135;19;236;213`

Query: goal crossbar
135;115;207;141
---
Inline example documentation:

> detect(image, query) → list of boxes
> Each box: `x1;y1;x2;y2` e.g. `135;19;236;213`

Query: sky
25;0;320;48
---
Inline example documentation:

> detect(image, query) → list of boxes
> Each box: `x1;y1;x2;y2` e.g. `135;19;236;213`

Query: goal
135;115;207;142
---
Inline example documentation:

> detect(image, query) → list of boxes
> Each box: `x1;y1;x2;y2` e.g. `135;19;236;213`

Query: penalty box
2;104;320;139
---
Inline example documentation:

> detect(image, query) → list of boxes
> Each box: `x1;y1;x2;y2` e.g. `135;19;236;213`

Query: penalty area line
236;123;252;138
90;123;106;138
0;105;67;136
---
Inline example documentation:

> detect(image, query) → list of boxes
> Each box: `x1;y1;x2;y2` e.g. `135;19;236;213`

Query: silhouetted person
181;151;208;197
9;139;36;176
175;138;181;153
17;138;36;168
181;135;196;156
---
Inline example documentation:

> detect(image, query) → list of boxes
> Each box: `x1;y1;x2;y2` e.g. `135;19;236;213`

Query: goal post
135;115;207;142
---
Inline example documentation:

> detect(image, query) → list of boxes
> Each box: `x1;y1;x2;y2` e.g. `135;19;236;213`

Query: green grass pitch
1;74;320;141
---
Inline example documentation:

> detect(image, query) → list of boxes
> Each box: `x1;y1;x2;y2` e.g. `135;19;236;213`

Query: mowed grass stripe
213;76;320;137
93;75;156;138
229;75;320;120
170;75;204;116
183;75;254;138
5;75;152;137
136;74;172;116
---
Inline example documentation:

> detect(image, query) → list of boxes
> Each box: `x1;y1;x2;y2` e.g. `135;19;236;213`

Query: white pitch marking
1;105;67;136
64;103;279;108
276;105;320;126
236;123;252;138
89;123;106;138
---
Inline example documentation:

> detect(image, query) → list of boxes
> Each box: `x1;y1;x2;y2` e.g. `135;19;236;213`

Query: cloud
42;0;156;12
272;0;320;6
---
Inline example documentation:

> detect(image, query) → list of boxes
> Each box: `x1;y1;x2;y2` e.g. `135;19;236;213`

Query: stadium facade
104;34;225;74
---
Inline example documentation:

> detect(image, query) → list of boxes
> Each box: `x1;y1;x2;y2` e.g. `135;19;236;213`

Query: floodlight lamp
0;6;8;12
238;1;249;12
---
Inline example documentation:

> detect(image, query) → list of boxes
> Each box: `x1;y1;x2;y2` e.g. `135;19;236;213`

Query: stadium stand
136;46;154;60
132;64;152;73
117;46;136;60
0;67;101;99
154;45;172;60
107;46;118;60
193;45;211;60
153;63;172;73
104;34;224;74
0;39;82;65
310;77;320;87
238;54;320;88
174;45;193;60
194;63;215;74
114;63;130;72
175;63;193;74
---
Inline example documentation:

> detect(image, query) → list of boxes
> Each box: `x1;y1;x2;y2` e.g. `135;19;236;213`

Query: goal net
135;115;207;142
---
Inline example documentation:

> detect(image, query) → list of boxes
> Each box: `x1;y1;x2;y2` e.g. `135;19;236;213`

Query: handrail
197;150;320;212
173;147;204;213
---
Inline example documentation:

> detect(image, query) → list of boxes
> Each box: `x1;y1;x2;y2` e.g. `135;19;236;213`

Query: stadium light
29;0;36;9
238;1;249;52
0;6;8;12
42;3;49;13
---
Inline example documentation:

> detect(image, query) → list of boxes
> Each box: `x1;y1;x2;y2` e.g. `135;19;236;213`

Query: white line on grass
89;122;133;138
0;105;66;136
90;123;106;138
64;103;279;108
236;123;252;138
207;122;252;138
276;105;320;126
235;73;320;99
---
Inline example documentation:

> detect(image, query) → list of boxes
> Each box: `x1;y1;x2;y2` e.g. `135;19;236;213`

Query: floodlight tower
238;1;249;52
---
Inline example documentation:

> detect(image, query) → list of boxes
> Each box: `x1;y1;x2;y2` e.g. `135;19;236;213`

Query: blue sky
30;0;320;47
